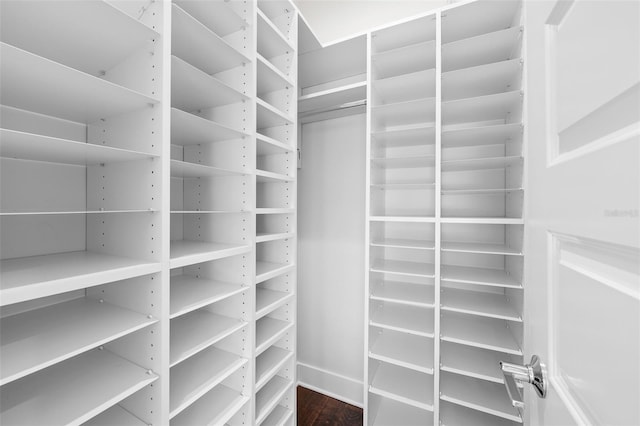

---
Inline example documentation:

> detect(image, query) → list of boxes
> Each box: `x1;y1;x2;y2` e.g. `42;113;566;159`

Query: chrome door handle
500;355;547;410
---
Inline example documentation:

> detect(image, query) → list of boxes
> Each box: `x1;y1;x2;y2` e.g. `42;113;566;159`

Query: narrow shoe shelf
441;188;523;195
256;375;292;424
169;347;246;418
262;405;293;426
440;342;521;384
173;0;246;39
440;401;519;426
170;384;249;426
256;261;294;283
1;43;159;123
0;349;158;426
0;209;158;216
256;317;294;356
370;259;435;278
256;208;296;215
370;398;433;426
0;298;156;386
256;169;294;183
442;58;522;102
369;216;437;223
440;217;524;225
257;9;294;61
371;155;435;169
170;276;247;319
441;287;522;322
369;304;435;337
440;313;522;355
0;128;157;165
257;133;295;155
84;405;147;426
441;155;523;172
370;281;435;308
258;54;294;94
370;237;435;250
298;81;367;115
442;122;522;148
0;251;161;307
172;3;250;75
169;240;251;269
257;98;294;129
441;264;521;289
440;373;522;423
170;159;246;178
256;346;294;391
371;124;436;147
442;26;523;73
256;232;296;244
373;69;436;105
369;329;434;374
442;90;522;126
171;108;249;146
369;362;434;411
256;288;293;319
371;182;435;190
441;241;522;256
170;310;245;367
372;40;436;79
371;97;436;129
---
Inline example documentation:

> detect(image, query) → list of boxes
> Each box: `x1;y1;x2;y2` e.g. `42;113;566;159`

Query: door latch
500;355;547;411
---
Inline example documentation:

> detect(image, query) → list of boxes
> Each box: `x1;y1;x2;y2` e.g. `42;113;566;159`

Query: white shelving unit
255;1;298;425
366;1;525;425
0;0;298;424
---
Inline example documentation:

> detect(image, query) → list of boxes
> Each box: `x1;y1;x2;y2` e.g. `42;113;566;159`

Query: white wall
294;0;449;44
297;113;366;406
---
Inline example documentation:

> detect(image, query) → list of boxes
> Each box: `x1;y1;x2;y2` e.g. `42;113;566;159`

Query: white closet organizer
0;1;166;424
366;1;525;425
0;0;299;425
255;1;298;425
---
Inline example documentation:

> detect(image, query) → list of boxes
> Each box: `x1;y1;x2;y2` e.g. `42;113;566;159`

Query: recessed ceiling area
293;0;451;45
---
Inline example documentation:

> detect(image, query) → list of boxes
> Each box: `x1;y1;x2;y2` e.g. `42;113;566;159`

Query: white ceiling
293;0;450;45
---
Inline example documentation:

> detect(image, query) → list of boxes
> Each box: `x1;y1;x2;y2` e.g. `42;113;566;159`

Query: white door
523;0;639;425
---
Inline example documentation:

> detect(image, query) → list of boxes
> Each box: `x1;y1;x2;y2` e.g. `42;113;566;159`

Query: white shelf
256;288;293;319
442;123;522;148
256;261;294;283
371;183;435;190
171;385;249;426
440;401;519;426
443;58;522;102
441;288;522;322
441;217;524;225
257;208;295;215
256;376;292;424
372;40;436;79
257;133;295;156
173;0;246;38
370;362;434;411
171;108;249;145
441;343;520;384
370;281;435;308
442;26;523;73
371;124;436;147
257;9;294;60
442;90;522;126
0;251;160;307
441;265;521;289
371;397;433;425
170;311;245;367
0;1;158;77
442;156;523;172
441;313;522;355
1;43;158;123
171;55;249;111
256;317;294;355
370;304;434;337
170;276;247;319
0;349;158;426
256;346;294;391
258;54;294;95
371;155;435;169
370;238;435;250
256;232;296;243
440;373;523;423
373;69;435;105
256;169;294;183
170;346;246;418
370;216;437;223
0;298;155;386
84;405;147;426
0;128;156;166
370;259;435;278
257;98;294;129
171;159;246;179
369;330;434;374
171;4;249;75
442;241;522;256
372;97;436;129
0;209;158;216
442;187;523;195
170;240;251;269
298;81;367;114
262;405;293;426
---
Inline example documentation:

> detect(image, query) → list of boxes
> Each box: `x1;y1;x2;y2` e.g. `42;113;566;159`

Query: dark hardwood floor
297;386;363;426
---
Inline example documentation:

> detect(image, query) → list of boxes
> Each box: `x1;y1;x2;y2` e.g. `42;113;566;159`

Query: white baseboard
297;362;364;408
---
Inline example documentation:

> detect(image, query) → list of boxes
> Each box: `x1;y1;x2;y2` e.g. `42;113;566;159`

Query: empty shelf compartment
441;287;522;322
256;346;294;391
370;280;435;308
170;382;249;426
256;317;293;355
440;342;521;384
369;361;434;411
370;303;434;337
368;396;433;426
170;276;247;319
369;329;434;374
256;375;292;424
441;312;522;355
371;259;435;278
441;264;521;288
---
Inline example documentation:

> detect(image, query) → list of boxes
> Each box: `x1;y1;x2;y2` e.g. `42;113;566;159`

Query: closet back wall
298;113;366;406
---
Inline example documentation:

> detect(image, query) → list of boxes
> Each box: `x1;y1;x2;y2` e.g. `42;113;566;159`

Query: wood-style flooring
297;386;363;426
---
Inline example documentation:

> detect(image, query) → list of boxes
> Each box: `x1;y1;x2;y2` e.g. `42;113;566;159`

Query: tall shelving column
365;15;438;425
168;1;255;424
439;1;525;425
253;1;298;425
0;1;168;424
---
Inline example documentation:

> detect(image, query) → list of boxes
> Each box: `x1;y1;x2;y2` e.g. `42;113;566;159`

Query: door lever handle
500;355;547;410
